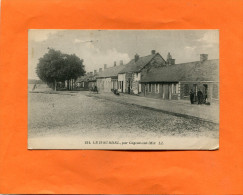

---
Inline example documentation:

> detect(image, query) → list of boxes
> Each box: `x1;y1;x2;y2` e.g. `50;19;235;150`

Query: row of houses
76;50;219;104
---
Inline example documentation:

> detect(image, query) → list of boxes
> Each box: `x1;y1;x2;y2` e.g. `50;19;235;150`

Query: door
164;84;169;99
203;84;208;102
144;84;146;96
193;84;198;102
127;79;131;94
169;84;172;100
161;84;164;99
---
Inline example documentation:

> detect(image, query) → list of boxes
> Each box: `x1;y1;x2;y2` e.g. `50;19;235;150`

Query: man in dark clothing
197;89;203;104
94;85;98;94
189;89;194;104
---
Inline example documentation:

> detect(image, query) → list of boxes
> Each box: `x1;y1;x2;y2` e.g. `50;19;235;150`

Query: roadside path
29;90;219;123
87;92;219;124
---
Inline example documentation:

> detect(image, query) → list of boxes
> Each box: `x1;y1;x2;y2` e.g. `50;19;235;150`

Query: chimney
120;60;123;65
200;54;208;62
135;54;139;62
167;52;172;60
114;61;116;67
151;50;156;55
99;68;102;72
167;52;173;65
90;72;93;76
94;70;97;75
170;59;175;65
104;64;107;69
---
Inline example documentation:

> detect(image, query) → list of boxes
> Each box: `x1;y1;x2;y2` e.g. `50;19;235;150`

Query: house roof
76;75;89;82
76;73;99;82
119;53;164;74
140;59;219;83
96;65;125;78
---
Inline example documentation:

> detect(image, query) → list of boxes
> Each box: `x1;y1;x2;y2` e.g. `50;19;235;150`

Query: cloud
28;32;131;79
74;38;84;43
197;31;219;45
28;30;219;79
29;30;61;42
185;46;196;50
79;46;130;72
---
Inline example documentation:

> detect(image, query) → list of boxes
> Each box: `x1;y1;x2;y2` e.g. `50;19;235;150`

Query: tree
36;48;85;90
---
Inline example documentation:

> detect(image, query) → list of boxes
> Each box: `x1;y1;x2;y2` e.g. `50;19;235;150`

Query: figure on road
189;89;194;104
32;84;37;91
197;89;203;104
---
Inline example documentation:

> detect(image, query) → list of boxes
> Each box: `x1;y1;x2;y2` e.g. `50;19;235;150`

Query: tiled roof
140;59;219;83
76;74;98;82
96;65;125;78
119;53;163;74
76;76;88;82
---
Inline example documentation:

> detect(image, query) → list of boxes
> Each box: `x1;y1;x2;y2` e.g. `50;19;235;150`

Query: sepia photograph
28;30;219;150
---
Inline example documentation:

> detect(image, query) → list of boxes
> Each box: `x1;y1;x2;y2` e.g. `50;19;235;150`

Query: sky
28;30;219;79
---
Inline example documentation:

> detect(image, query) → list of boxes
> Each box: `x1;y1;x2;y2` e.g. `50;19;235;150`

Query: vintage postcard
28;30;219;150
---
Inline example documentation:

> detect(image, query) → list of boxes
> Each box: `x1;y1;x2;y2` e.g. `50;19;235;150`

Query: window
118;81;122;89
139;84;141;93
155;84;159;93
184;84;189;96
176;83;179;93
172;83;178;94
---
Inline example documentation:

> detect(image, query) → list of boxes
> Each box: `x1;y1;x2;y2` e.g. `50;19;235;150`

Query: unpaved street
28;92;218;149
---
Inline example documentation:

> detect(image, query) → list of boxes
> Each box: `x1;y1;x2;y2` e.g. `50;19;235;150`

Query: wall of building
88;81;96;89
180;81;219;103
131;73;141;95
118;55;166;95
111;79;118;90
76;81;89;90
104;78;112;92
140;81;219;104
96;78;104;92
141;82;180;100
97;78;112;92
131;54;166;95
118;73;126;92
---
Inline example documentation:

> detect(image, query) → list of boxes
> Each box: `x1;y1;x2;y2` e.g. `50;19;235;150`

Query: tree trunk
67;80;70;90
54;80;57;91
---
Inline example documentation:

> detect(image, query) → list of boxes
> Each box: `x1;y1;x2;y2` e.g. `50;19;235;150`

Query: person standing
32;83;37;91
197;89;203;104
189;89;194;104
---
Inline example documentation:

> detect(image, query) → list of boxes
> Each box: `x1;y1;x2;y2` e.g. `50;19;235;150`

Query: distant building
96;62;125;93
75;71;98;90
75;75;89;90
118;50;167;95
140;54;219;104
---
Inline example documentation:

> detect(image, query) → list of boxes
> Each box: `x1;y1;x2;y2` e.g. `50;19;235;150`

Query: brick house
118;50;167;95
96;62;125;93
140;54;219;104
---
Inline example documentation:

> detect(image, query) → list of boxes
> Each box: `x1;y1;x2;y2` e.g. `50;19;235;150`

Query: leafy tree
36;48;85;90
